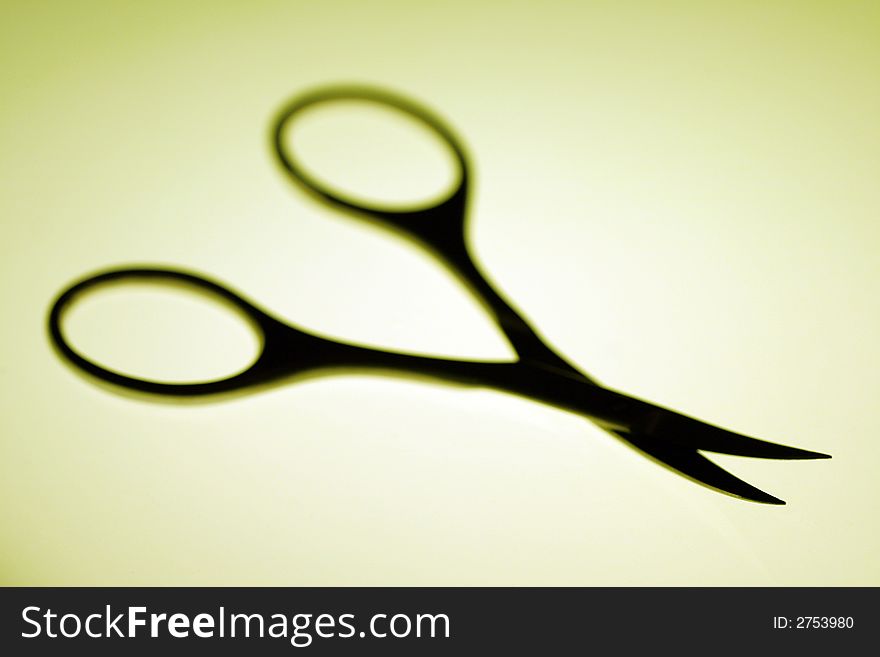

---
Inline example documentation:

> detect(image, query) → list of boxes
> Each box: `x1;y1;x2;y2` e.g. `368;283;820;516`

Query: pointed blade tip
788;448;832;460
747;489;786;505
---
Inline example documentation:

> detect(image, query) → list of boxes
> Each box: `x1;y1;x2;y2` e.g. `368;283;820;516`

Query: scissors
48;84;829;505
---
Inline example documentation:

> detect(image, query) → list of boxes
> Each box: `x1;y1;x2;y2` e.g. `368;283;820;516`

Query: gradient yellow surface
1;0;878;585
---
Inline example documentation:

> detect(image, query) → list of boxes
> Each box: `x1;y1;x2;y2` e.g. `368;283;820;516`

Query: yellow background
1;0;878;585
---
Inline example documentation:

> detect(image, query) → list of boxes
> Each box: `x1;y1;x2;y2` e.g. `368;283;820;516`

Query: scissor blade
522;366;829;460
647;411;831;460
612;430;786;504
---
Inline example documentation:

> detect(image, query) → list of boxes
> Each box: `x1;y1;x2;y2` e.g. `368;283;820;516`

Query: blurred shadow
43;83;829;505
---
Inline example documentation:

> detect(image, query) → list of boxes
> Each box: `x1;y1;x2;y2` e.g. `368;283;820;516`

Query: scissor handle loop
272;84;471;241
47;267;290;396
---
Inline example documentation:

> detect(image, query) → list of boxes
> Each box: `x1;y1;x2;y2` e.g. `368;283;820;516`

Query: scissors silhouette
48;84;829;504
